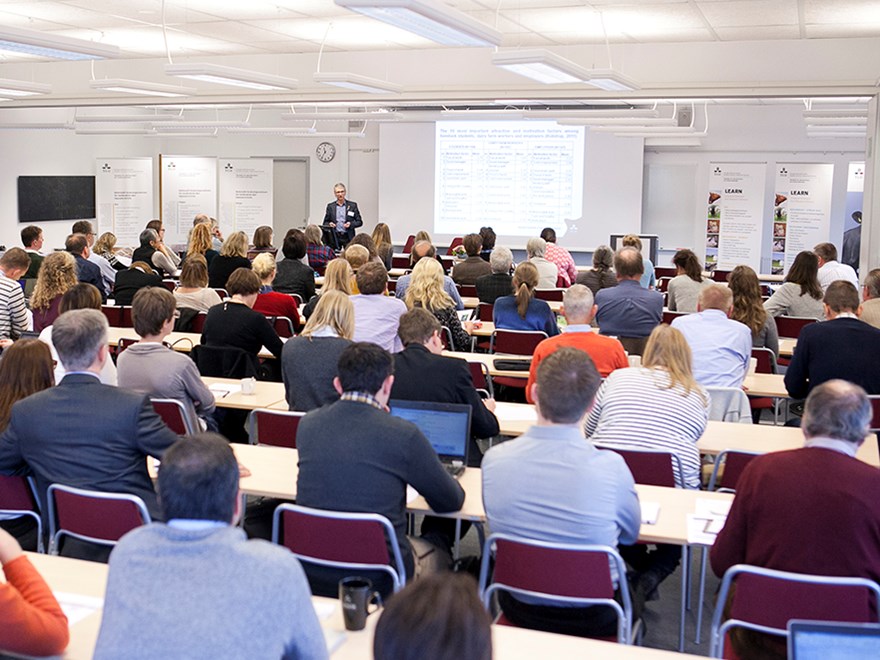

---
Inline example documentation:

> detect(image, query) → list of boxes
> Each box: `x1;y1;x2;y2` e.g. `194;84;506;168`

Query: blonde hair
304;224;323;246
187;223;213;256
322;258;353;295
622;233;643;251
180;254;208;288
301;290;354;340
372;223;392;249
251;252;277;280
642;325;705;401
414;230;432;244
94;232;117;255
405;258;453;312
512;262;539;318
31;251;78;311
220;231;248;258
344;244;370;270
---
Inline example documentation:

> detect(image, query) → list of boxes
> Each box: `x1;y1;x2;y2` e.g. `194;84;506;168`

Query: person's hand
483;398;497;412
0;528;24;565
237;463;252;478
0;338;13;349
344;222;351;229
463;321;475;334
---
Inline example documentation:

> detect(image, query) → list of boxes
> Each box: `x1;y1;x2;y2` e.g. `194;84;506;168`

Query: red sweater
253;291;302;332
0;555;69;656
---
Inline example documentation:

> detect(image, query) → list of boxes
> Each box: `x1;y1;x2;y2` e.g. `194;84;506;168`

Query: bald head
803;380;871;445
698;283;733;313
614;247;643;281
411;240;436;265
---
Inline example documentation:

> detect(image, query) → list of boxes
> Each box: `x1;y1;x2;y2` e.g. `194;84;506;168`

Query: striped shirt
584;367;708;489
0;274;28;339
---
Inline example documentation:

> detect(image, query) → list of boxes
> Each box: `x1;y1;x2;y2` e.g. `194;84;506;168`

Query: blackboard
18;176;96;222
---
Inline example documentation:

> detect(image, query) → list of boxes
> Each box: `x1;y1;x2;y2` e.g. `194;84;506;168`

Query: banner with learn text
705;162;766;273
771;163;834;274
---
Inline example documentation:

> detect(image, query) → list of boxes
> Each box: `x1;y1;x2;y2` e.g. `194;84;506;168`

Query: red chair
709;565;880;658
467;360;494;399
151;398;198;435
535;288;564;302
446;237;464;255
101;305;123;327
555;275;567;288
387;279;397;293
458;284;477;298
272;504;406;593
0;476;43;552
270;316;296;338
402;235;415;254
478;533;639;644
120;306;133;328
662;310;689;325
489;330;546;389
657;277;673;293
391;255;410;269
248;408;304;448
773;315;816;340
654;267;676;279
712;269;732;282
596;446;684;488
476;302;494;322
869;395;880;432
190;312;208;333
214;288;228;300
438;326;454;350
749;347;780;423
114;336;139;358
47;484;151;555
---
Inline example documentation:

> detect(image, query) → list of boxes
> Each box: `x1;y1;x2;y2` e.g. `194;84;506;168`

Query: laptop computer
788;620;880;660
389;400;471;477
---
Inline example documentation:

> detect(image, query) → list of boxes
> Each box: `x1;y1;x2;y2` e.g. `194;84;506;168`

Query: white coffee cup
241;377;256;395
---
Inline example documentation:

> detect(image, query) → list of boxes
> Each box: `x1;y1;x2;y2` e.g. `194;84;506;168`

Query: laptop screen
788;620;880;660
389;400;471;462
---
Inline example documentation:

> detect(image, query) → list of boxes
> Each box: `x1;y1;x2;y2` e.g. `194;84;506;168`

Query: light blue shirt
350;293;408;353
640;258;656;290
671;309;752;388
335;203;346;232
395;273;464;310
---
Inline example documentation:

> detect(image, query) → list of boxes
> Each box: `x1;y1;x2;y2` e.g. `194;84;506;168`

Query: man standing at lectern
322;183;362;250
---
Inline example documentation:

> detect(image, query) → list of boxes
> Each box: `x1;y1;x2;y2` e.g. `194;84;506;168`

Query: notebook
788;620;880;660
389;400;471;477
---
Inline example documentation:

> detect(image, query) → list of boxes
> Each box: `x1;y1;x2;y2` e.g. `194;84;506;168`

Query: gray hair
489;246;513;274
139;228;158;247
803;380;871;444
52;309;108;372
526;237;546;259
863;268;880;299
562;284;594;323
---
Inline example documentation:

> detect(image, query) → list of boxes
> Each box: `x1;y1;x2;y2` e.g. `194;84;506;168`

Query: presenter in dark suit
322;183;362;250
0;309;178;525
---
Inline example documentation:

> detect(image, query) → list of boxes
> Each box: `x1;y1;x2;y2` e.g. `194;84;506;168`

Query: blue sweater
492;295;559;337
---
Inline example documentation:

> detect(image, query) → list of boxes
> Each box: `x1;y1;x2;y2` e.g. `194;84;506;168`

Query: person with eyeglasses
322;182;362;250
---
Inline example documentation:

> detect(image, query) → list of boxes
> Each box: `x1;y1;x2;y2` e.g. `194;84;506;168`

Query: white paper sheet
640;501;660;525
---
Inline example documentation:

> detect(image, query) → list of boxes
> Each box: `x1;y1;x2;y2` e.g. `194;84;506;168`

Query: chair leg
678;545;688;652
695;546;709;643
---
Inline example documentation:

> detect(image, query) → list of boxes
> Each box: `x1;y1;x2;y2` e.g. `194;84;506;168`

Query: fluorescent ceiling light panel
555;117;676;127
492;49;589;85
0;25;119;60
90;79;196;98
308;131;367;138
0;79;52;97
313;72;402;94
335;0;502;47
802;116;866;125
0;122;73;130
226;127;317;135
807;132;867;139
165;63;298;91
526;109;659;118
805;124;864;132
583;69;640;92
645;137;702;147
75;113;184;123
802;109;867;119
282;110;398;121
154;120;250;129
75;127;156;135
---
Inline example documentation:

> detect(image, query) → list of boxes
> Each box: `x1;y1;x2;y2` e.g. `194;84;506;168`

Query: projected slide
434;121;585;238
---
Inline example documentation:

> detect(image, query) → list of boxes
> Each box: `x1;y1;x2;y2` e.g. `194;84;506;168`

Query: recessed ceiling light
90;79;195;98
165;63;298;91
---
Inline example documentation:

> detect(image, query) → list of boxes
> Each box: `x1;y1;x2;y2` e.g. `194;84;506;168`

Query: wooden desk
106;327;279;359
442;350;530;379
202;376;286;411
461;296;562;313
779;337;796;358
742;373;787;398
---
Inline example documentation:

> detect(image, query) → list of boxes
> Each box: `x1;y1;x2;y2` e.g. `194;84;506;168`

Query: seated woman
728;265;778;357
113;261;162;306
0;340;53;433
250;225;275;255
343;244;370;294
525;237;558;289
763;250;824;320
666;248;710;312
132;228;176;277
304;224;336;273
39;283;118;385
202;268;284;360
251;253;302;333
173;254;222;313
31;251;78;332
93;232;126;271
585;324;708;600
623;233;655;289
302;258;352;320
493;262;559;337
117;287;216;432
282;290;354;411
208;231;251;290
372;222;394;271
405;258;474;352
273;229;316;303
185;222;219;267
576;244;617;296
146;219;181;271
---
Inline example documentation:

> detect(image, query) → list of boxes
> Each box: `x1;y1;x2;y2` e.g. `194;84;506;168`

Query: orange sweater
0;555;69;656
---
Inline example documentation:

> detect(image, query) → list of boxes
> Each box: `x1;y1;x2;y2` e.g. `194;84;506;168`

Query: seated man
814;241;858;292
21;224;44;279
0;248;31;341
350;261;408;352
395;241;464;310
73;220;116;296
526;284;628;402
482;348;641;637
594;247;662;355
391;308;499;466
861;267;880;329
671;283;752;388
475;246;514;305
66;233;106;300
451;233;491;285
94;434;328;659
784;280;880;399
296;342;464;593
711;380;880;659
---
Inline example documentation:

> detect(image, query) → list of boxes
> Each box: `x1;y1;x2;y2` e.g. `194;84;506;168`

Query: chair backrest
386;279;397;293
151;398;197;436
0;475;42;552
774;315;816;340
402;235;415;254
391;255;410;269
101;305;123;327
116;337;138;356
657;277;673;293
467;360;494;398
490;329;547;356
477;302;494;322
189;311;208;333
446;237;463;255
710;564;880;658
192;344;258;379
662;309;689;325
478;533;633;644
868;395;880;432
459;284;477;298
247;408;304;448
120;306;133;328
751;347;777;374
534;288;564;302
707;450;761;492
712;269;732;282
214;288;228;300
706;386;752;424
597;446;684;488
161;279;177;292
47;484;151;553
272;504;405;592
270;316;295;338
654;267;677;279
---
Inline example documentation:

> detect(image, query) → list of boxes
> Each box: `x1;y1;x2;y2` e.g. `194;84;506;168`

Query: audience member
728;265;779;358
478;226;496;262
343;243;370;292
815;241;858;292
30;251;79;332
475;246;514;305
784;280;880;399
251;252;301;332
493;262;559;337
93;232;126;271
351;261;408;352
272;229;316;302
482;348;641;637
132;228;176;277
65;233;106;300
860;267;880;329
304;224;336;272
118;287;216;432
173;254;222;314
405;258;474;352
395;241;464;309
283;290;353;412
94;434;327;660
525;237;557;288
40;283;118;386
763;250;824;319
185;222;219;267
302;257;352;319
594;247;662;354
540;227;577;287
671;284;752;388
112;261;162;306
349;233;381;264
209;217;224;252
20;224;44;279
711;380;880;660
666;249;709;312
0;339;53;433
526;284;627;402
575;244;617;295
373;573;491;660
413;230;432;245
0;248;30;340
322;182;362;250
296;343;464;592
621;234;655;289
372;223;395;271
73;220;115;294
452;233;492;285
208;231;251;290
145;220;181;271
251;225;275;254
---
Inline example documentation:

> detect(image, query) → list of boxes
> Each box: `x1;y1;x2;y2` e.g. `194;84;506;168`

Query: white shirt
817;260;858;292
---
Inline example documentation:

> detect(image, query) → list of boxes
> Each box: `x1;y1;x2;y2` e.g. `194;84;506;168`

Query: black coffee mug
339;577;382;631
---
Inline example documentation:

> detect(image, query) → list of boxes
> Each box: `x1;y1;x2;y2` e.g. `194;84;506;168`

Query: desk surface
779;337;796;358
461;296;563;313
202;376;286;410
443;350;530;379
106;327;278;359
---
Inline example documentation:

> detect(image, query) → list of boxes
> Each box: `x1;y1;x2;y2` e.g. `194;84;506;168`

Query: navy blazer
74;253;107;300
322;200;363;243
